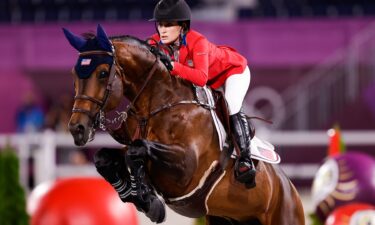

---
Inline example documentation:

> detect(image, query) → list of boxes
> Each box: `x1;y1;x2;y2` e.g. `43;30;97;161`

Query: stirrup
235;158;256;189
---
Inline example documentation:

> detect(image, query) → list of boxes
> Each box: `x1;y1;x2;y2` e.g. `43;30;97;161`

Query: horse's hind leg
94;147;132;202
206;215;237;225
268;181;305;225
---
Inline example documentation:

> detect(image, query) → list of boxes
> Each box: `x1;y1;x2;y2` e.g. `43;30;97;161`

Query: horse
64;25;305;225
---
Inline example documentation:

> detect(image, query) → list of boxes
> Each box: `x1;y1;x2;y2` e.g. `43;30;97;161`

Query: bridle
72;44;160;132
72;48;117;122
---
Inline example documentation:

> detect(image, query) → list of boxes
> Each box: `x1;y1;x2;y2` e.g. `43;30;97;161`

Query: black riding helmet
150;0;191;30
150;0;191;21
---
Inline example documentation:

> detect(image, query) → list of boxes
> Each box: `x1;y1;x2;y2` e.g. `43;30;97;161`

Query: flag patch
81;58;91;66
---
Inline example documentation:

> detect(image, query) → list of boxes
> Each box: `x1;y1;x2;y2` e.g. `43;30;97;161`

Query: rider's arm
170;38;209;87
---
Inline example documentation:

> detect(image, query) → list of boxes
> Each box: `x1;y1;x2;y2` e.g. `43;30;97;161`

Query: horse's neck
136;69;194;113
119;54;192;114
114;42;194;113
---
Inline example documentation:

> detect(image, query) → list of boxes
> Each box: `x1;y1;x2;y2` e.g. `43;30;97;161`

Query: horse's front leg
94;148;132;202
95;146;165;223
125;140;166;223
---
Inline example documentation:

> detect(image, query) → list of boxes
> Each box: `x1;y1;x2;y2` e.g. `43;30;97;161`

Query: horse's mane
110;35;152;52
80;32;167;61
82;32;96;40
79;32;151;51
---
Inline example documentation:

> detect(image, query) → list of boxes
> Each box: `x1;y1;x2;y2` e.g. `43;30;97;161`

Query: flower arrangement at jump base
0;144;29;225
309;126;375;225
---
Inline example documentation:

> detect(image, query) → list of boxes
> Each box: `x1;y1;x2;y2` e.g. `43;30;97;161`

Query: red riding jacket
150;30;247;89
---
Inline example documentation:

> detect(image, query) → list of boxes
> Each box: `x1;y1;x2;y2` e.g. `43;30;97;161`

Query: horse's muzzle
69;122;90;146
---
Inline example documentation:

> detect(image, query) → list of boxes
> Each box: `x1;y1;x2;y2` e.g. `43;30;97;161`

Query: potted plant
0;144;29;225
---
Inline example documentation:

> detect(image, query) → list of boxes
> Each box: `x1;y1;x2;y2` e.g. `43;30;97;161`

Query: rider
148;0;256;187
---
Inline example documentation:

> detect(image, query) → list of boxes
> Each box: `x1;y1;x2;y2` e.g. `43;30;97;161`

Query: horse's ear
62;28;86;52
96;24;112;52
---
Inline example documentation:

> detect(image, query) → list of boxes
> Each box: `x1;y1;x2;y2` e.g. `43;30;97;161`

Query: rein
128;57;159;111
106;54;202;140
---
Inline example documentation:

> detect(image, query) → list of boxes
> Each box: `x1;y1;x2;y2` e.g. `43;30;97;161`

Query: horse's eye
99;70;109;79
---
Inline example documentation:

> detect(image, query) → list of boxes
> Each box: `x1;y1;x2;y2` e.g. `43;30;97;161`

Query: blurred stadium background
1;0;375;224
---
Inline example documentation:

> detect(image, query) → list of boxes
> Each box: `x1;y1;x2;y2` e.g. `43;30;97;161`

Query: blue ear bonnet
74;37;114;79
75;54;113;79
63;24;114;79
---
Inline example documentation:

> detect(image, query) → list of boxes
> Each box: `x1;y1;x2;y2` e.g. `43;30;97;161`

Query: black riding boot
230;111;256;188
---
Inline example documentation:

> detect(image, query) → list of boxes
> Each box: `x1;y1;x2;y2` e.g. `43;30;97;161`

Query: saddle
193;86;230;147
193;86;230;131
193;85;280;165
193;86;239;168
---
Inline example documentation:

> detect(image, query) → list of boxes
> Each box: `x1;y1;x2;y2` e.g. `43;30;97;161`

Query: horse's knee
94;148;124;166
94;148;127;182
126;139;149;161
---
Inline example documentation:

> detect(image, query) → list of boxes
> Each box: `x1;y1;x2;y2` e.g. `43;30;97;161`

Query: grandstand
239;0;375;19
2;0;375;23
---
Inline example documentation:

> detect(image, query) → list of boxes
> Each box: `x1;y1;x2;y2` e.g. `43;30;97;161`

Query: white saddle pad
250;136;280;164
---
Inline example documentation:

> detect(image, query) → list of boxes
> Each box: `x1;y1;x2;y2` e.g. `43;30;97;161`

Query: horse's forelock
76;32;106;52
81;32;96;40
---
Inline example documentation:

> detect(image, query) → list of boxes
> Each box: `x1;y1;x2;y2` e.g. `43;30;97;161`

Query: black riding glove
159;52;173;71
150;45;173;71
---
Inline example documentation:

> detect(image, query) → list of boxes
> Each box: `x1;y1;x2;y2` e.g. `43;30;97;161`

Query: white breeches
224;66;251;115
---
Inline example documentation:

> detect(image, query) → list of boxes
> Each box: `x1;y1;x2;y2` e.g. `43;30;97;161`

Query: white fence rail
0;130;374;190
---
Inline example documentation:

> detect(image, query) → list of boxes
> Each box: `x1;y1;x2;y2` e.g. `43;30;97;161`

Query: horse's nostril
70;123;85;134
76;124;85;133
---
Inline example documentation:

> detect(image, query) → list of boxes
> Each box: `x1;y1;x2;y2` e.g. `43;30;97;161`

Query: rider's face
157;21;182;45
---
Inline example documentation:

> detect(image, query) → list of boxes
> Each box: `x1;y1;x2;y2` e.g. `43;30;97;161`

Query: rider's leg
224;66;256;188
94;148;132;202
230;111;256;187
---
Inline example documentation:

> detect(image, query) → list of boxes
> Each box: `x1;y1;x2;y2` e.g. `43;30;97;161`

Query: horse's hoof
145;195;166;223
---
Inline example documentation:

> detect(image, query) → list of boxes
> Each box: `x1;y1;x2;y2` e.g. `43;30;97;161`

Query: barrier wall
1;19;374;70
1;18;374;132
